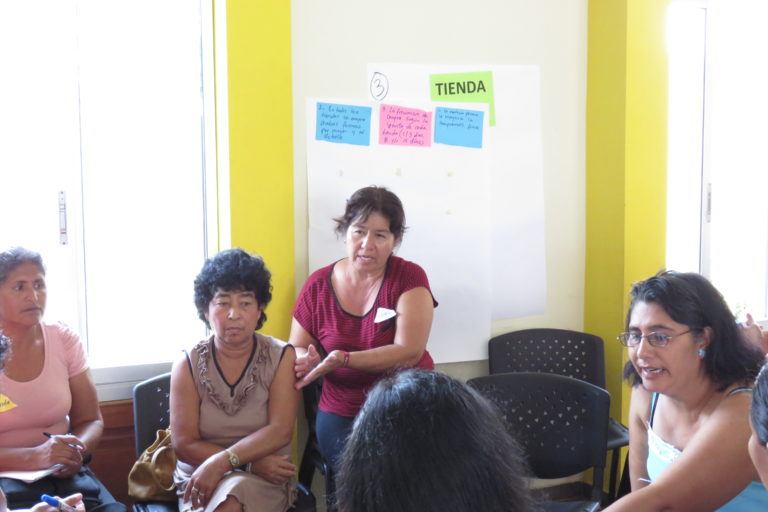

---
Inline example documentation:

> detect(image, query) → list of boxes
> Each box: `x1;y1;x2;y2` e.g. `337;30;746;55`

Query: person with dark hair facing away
335;369;534;512
170;249;299;512
605;271;768;511
0;247;121;511
749;362;768;490
289;186;438;485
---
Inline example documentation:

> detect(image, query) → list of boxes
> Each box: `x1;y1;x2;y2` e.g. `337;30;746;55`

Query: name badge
374;307;397;323
0;393;17;413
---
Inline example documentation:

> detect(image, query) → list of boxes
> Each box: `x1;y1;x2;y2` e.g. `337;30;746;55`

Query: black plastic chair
468;372;610;512
297;379;335;511
488;328;630;500
131;373;175;512
132;373;315;512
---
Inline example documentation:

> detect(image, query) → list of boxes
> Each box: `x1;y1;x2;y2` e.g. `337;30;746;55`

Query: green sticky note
430;71;495;126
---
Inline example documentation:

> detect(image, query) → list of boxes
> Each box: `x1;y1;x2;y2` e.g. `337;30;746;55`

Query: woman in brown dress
170;249;299;512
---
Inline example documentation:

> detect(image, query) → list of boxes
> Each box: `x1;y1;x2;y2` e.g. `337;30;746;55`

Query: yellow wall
622;0;670;414
585;0;670;423
225;0;295;340
585;0;628;422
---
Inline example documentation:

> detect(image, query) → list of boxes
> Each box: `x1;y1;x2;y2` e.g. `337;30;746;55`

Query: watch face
229;450;239;467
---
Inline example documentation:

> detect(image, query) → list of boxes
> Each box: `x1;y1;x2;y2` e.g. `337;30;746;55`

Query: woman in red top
290;186;437;480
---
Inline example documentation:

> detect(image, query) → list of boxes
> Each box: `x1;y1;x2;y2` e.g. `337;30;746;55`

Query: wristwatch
225;448;240;468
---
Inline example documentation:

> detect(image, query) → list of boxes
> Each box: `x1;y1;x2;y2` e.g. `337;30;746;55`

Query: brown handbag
127;428;177;502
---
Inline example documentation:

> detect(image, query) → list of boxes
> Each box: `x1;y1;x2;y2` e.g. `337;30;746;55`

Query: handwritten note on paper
315;102;372;146
430;71;495;126
434;107;484;148
378;104;432;147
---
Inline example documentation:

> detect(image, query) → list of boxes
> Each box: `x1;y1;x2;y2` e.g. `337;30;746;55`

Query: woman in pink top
0;247;110;510
0;331;85;512
289;186;438;488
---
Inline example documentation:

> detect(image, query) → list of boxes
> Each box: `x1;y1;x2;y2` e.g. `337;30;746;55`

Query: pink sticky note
378;104;432;147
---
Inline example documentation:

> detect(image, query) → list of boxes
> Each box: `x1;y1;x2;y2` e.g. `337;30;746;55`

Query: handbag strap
149;447;177;492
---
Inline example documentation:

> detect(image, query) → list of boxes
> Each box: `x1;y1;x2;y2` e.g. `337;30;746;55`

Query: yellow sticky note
0;393;17;413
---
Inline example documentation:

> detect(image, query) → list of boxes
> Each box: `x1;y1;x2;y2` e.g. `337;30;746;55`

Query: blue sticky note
315;102;372;146
434;107;484;148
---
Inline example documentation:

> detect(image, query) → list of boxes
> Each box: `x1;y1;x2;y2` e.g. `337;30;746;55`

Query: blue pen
41;494;77;512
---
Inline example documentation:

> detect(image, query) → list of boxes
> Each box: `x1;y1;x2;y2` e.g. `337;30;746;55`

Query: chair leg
616;454;631;499
325;466;336;512
608;447;621;501
298;443;316;489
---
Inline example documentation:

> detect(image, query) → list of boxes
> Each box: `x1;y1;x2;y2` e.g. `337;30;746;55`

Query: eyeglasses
617;330;692;348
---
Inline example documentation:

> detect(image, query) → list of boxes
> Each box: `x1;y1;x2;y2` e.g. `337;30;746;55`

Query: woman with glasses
605;270;768;511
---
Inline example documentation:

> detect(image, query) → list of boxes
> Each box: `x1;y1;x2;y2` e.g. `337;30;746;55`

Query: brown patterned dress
173;333;295;512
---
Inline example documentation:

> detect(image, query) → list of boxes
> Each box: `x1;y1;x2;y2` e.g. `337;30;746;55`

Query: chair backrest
298;378;329;489
133;372;172;456
468;372;609;501
488;328;606;389
301;378;322;429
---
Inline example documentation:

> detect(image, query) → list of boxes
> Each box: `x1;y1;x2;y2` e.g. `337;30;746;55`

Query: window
666;0;768;322
0;1;228;399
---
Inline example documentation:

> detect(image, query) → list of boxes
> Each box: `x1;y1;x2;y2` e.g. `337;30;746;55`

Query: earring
698;348;706;358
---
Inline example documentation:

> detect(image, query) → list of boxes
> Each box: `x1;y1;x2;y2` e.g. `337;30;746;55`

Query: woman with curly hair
170;249;298;512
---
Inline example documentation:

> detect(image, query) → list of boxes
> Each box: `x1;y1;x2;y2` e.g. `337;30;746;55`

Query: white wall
291;0;587;375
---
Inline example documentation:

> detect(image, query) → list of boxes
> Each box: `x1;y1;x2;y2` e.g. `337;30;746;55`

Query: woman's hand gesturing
294;345;322;384
295;349;347;390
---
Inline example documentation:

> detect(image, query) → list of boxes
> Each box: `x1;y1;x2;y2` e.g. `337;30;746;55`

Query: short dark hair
0;247;45;284
623;270;763;390
336;369;534;512
752;363;768;445
0;332;9;371
193;249;272;330
333;186;406;242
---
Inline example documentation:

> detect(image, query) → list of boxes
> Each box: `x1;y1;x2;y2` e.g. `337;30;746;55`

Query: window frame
666;0;768;324
91;0;231;402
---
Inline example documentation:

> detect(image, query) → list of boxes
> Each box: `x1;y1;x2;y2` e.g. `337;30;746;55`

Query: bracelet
341;350;350;368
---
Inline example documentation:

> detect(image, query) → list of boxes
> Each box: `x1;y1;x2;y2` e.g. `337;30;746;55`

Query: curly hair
623;270;763;390
752;363;768;445
0;331;9;371
333;186;406;242
336;369;534;512
193;249;272;330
